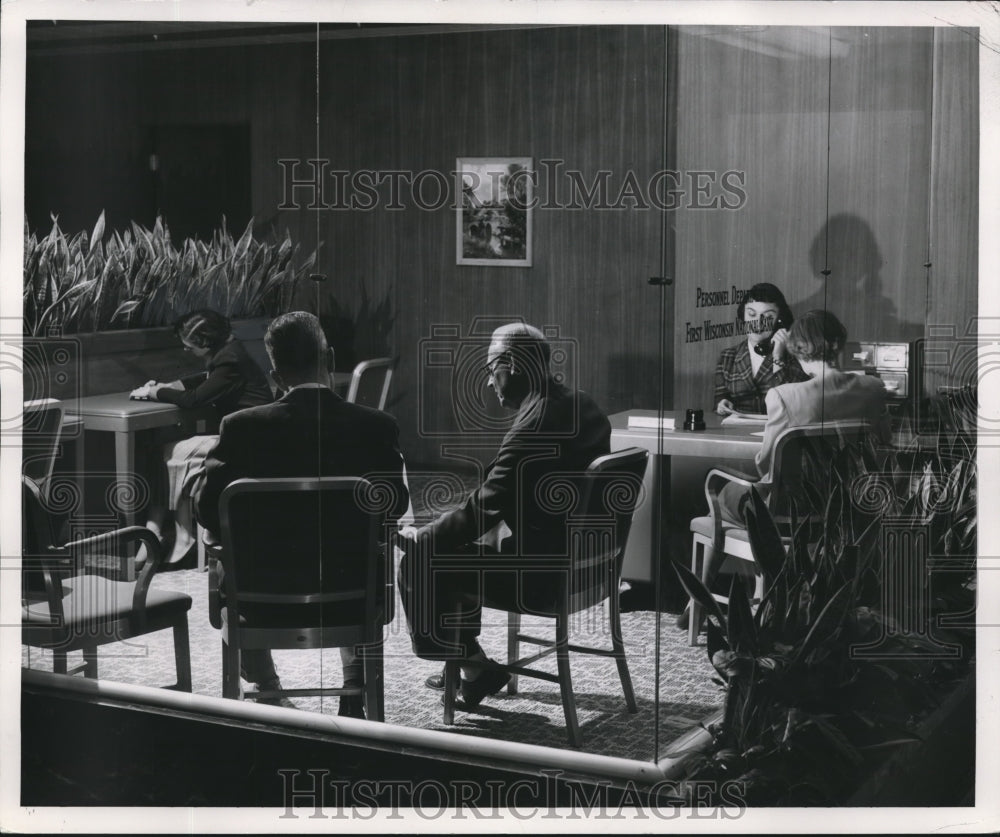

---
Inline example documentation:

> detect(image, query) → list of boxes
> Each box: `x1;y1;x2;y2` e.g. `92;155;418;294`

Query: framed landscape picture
456;157;533;267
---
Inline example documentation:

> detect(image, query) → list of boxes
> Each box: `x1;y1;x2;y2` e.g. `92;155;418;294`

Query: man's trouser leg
398;543;489;661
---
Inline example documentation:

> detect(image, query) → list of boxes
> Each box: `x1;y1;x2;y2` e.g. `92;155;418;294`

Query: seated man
193;312;409;717
396;322;611;709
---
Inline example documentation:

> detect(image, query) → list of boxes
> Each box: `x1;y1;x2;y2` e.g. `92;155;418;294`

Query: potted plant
670;395;976;806
22;212;317;397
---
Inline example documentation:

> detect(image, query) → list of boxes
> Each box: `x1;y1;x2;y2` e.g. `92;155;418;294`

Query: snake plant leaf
233;218;254;263
673;560;727;629
705;614;730;658
726;575;758;655
89;210;105;256
744;486;785;585
35;280;96;334
112;299;142;320
792;581;852;667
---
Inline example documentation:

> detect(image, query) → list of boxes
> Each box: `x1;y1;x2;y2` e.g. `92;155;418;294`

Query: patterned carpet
21;564;722;761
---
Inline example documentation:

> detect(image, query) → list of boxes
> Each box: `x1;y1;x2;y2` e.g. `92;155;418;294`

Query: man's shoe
255;677;297;709
256;694;298;710
425;666;447;690
338;694;366;719
456;667;511;709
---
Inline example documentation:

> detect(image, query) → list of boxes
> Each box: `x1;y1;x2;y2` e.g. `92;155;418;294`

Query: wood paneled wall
26;27;670;466
25;25;977;466
927;27;979;391
300;27;669;463
671;26;974;412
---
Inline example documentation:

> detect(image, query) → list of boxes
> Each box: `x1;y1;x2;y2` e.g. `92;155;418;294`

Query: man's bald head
486;323;552;409
487;322;551;373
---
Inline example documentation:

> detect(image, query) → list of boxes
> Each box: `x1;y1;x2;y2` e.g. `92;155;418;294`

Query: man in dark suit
193;311;408;717
396;322;611;710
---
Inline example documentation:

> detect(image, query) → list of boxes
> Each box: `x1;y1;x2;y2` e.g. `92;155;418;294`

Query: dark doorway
149;124;251;242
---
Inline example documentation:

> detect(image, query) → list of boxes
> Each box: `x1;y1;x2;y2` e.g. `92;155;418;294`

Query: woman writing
131;309;273;564
714;283;808;416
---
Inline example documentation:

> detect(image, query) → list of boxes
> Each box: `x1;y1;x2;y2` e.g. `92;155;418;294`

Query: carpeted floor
23;471;723;760
21;563;722;760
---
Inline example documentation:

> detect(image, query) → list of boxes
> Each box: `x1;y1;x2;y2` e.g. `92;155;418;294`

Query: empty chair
21;476;193;689
346;358;393;410
687;420;876;644
209;477;389;720
22;399;64;501
441;447;649;748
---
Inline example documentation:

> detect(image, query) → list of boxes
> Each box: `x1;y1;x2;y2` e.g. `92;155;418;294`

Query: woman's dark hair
174;309;232;352
786;309;848;364
736;283;795;327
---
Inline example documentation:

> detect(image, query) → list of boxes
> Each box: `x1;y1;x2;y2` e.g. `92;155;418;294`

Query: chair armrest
703;467;759;548
64;526;162;632
64;526;161;579
706;466;758;492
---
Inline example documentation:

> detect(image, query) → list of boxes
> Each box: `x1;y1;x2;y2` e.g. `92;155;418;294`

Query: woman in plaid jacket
714;283;808;415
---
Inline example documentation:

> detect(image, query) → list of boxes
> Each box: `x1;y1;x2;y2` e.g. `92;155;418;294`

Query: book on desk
626;414;675;431
721;412;767;426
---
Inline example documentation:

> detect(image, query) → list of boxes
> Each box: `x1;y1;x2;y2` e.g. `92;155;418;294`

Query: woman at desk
714;283;808;416
131;309;273;564
718;308;889;523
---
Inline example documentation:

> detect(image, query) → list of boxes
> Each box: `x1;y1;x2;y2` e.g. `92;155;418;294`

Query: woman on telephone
713;283;808;415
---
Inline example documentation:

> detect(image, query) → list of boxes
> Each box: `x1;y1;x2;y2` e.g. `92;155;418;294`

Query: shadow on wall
288;282;396;375
606;353;668;414
798;213;924;342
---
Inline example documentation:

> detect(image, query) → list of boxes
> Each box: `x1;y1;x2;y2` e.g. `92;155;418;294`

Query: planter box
669;670;975;807
848;669;975;806
25;317;270;401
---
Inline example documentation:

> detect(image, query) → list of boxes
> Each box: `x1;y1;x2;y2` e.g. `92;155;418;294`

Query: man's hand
716;398;735;416
395;526;419;555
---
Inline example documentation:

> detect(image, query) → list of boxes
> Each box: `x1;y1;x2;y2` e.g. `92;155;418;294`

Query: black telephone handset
752;317;788;357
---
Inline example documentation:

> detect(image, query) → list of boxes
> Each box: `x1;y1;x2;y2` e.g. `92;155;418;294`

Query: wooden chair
687;420;876;644
21;476;193;689
346;358;393;410
210;477;389;720
441;447;649;748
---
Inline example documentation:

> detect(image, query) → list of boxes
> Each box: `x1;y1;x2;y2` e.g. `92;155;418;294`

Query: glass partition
9;9;983;820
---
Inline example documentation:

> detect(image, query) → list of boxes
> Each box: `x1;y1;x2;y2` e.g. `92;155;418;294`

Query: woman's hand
770;327;791;363
146;380;184;400
716;398;735;416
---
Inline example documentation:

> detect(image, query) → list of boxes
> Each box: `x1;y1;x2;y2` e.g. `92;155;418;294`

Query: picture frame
456;157;533;267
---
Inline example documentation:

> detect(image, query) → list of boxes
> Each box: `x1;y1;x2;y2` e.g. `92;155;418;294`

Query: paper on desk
721;412;767;426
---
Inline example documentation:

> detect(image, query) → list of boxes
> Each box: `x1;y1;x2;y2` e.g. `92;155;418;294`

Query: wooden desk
65;381;354;522
66;393;216;528
609;410;763;583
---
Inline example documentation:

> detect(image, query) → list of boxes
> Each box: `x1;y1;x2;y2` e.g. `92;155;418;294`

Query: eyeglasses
483;357;509;382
